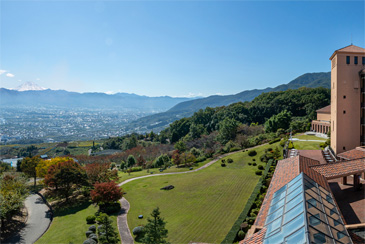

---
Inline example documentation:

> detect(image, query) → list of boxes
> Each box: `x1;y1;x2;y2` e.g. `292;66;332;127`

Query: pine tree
97;213;119;244
142;207;169;244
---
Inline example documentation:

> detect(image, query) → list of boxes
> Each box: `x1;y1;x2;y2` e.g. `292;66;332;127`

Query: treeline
159;87;330;143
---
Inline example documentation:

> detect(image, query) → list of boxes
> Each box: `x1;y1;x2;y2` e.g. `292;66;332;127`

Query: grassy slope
117;159;211;183
123;143;279;244
36;202;118;244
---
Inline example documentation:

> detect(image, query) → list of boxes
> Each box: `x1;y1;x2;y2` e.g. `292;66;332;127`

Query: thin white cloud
0;70;7;75
36;78;40;80
6;73;15;78
18;80;22;82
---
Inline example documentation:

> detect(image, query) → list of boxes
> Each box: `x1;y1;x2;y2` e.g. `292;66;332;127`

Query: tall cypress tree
142;207;169;244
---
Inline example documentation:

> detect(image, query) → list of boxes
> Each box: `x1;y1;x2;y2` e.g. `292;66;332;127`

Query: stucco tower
330;45;365;154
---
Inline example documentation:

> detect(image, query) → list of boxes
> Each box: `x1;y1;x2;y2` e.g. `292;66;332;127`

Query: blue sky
0;1;364;97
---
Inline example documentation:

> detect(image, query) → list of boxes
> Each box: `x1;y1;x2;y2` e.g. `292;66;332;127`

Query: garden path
5;194;52;244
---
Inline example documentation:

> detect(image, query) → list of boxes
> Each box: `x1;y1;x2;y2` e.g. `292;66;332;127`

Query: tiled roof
299;155;331;191
253;157;300;227
298;150;327;165
311;158;365;179
316;105;331;114
337;148;365;160
330;44;365;59
239;228;266;244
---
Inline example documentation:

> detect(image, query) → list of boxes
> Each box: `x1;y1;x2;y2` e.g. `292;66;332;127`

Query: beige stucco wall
317;112;331;122
331;52;363;154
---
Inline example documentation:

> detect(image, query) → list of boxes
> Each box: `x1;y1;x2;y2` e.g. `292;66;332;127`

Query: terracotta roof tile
311;158;365;179
240;228;266;244
338;148;365;160
316;105;331;114
298;150;327;165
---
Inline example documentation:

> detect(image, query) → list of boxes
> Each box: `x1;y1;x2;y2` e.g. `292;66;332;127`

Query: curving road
5;194;52;244
116;148;255;244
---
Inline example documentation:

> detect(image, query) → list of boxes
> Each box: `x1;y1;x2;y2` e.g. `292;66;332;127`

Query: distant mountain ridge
0;88;194;113
127;72;331;131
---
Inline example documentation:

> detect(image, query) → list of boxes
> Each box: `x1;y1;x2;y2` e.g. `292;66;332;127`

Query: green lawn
292;134;327;141
123;143;280;243
117;158;212;183
293;140;323;150
36;202;118;244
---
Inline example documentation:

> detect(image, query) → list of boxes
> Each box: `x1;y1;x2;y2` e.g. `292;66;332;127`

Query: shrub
248;163;252;166
237;230;245;240
252;159;256;161
132;226;145;237
131;167;142;172
89;225;96;233
100;202;121;214
253;163;257;166
221;163;226;167
227;158;234;163
86;230;93;238
248;150;257;156
86;215;96;224
255;170;262;175
258;165;264;170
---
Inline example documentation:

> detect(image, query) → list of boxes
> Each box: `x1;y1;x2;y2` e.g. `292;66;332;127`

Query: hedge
221;159;274;244
269;138;281;144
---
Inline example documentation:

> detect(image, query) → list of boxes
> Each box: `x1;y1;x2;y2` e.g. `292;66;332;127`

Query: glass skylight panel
264;173;352;244
266;206;284;224
283;203;303;224
266;217;282;235
282;214;305;235
284;227;306;244
268;198;285;215
287;178;302;193
286;185;303;202
271;185;286;202
285;193;303;213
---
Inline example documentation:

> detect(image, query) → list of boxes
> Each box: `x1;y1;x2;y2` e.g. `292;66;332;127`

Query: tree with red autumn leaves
90;181;123;205
44;160;88;201
84;162;118;184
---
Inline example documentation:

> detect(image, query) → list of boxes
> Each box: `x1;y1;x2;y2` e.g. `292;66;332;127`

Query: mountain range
0;86;193;113
126;72;331;131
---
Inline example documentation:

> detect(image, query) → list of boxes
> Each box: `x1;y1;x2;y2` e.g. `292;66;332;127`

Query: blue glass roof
263;173;352;244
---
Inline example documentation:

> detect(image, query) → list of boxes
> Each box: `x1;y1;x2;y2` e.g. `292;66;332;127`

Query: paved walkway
116;147;262;244
5;194;52;244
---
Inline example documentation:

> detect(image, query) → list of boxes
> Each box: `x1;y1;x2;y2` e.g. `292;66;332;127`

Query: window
313;233;326;244
343;146;346;150
363;57;365;65
343;110;346;114
355;56;358;64
309;214;321;226
346;56;350;64
343;95;346;99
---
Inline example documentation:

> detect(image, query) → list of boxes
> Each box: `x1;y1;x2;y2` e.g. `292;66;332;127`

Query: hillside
127;72;330;131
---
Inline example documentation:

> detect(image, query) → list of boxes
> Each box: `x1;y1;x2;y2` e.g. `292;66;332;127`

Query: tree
174;141;186;152
153;154;170;168
171;150;181;166
20;156;41;188
36;157;74;178
217;118;239;144
44;160;88;201
97;213;120;244
264;110;292;133
0;173;28;228
90;181;123;205
127;155;137;168
142;207;169;244
85;162;118;184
